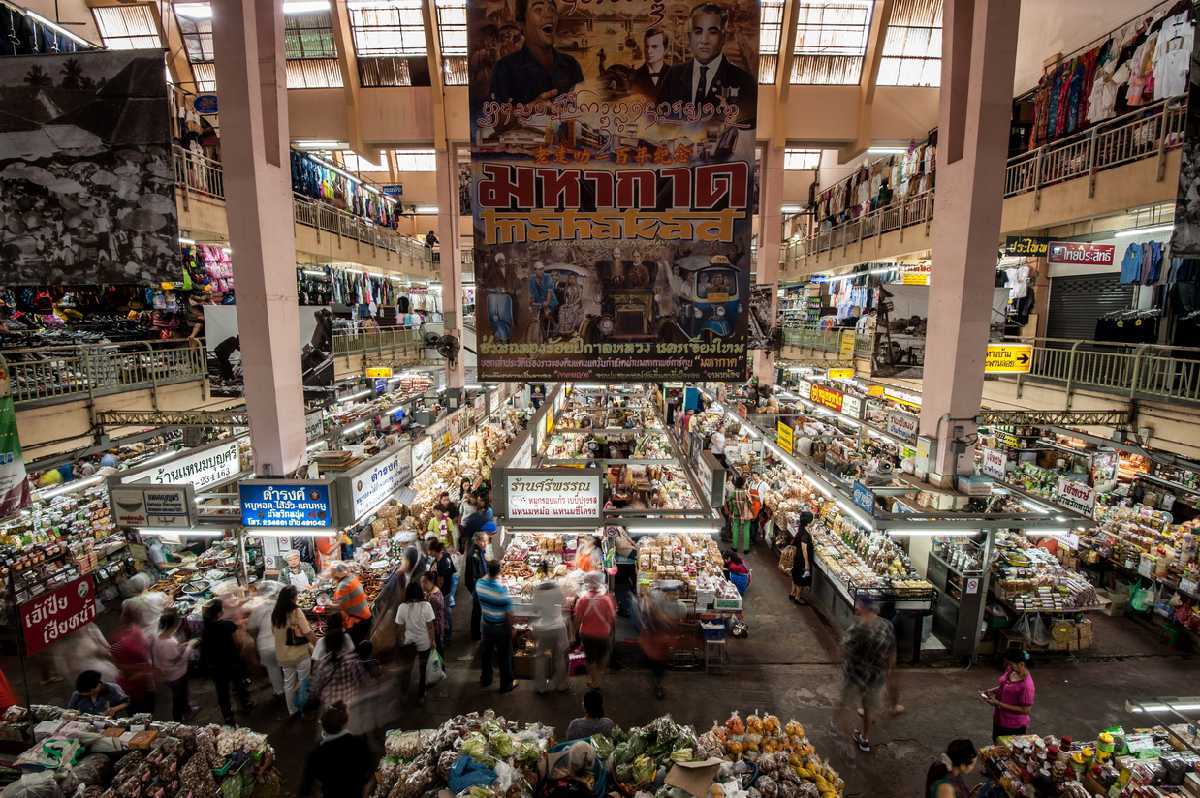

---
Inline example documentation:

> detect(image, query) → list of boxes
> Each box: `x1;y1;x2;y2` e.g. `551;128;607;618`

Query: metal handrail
3;339;207;407
783;100;1185;273
172;148;433;267
780;323;858;354
332;327;424;356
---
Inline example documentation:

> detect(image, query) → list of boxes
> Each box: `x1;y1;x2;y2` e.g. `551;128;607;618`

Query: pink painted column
753;144;784;384
918;0;1020;482
212;0;306;475
436;146;465;389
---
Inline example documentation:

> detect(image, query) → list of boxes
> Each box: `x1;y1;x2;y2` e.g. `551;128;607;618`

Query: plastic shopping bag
426;649;447;686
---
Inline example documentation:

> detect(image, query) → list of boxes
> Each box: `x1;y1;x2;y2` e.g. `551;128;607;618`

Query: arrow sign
985;343;1034;374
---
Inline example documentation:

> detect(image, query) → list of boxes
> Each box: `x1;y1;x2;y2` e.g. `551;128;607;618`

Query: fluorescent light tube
1114;224;1173;237
138;528;224;537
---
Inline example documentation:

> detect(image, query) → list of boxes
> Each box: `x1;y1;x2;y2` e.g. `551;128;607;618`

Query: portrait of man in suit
488;0;583;106
656;3;755;122
633;27;670;96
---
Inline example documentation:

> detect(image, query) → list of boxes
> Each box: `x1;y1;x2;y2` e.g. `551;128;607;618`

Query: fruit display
696;713;843;798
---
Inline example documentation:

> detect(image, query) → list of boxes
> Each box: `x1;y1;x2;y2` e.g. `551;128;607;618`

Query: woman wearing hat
572;573;615;690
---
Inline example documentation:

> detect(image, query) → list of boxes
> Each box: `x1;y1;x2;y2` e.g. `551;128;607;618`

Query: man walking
475;561;518;693
835;596;895;753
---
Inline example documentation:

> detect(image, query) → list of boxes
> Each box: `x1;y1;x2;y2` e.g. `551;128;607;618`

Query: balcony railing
780;324;859;355
173;147;433;269
2;340;207;407
332;328;425;367
782;99;1186;274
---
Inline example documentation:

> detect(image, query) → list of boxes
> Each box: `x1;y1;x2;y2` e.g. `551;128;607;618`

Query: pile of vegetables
696;713;842;798
609;716;700;790
373;712;554;798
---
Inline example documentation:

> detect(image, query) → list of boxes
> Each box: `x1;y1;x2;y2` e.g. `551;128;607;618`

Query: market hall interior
1;0;1200;797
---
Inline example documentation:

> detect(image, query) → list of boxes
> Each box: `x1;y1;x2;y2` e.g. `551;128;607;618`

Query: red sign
810;384;845;413
19;575;96;656
1047;241;1116;266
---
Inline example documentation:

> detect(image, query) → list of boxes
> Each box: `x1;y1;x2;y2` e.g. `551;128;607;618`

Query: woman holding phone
983;650;1035;741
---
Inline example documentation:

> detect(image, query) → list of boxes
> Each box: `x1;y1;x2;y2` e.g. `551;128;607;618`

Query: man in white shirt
656;3;755;123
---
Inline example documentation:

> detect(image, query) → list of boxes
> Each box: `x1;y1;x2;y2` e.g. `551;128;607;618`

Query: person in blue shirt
528;262;558;341
475;560;517;693
68;670;130;717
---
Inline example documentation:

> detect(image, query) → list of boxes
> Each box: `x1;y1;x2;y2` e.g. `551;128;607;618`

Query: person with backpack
726;475;756;556
573;573;616;689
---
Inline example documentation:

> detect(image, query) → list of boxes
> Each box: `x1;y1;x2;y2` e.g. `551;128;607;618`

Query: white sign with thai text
507;473;603;520
1056;476;1096;515
981;447;1007;479
123;441;240;491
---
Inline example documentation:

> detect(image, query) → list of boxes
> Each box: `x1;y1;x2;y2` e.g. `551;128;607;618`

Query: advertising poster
239;481;335;528
747;284;775;351
467;0;759;381
0;51;178;283
204;305;334;401
0;368;30;516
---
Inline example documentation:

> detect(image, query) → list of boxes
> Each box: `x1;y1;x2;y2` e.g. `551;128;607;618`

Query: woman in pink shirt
983;650;1035;741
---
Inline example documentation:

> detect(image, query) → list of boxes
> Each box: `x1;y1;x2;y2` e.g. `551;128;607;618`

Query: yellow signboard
365;366;393;378
776;421;794;455
999;432;1020;449
545;410;555;437
827;368;855;380
985;343;1034;374
839;329;856;359
900;263;932;285
866;384;885;397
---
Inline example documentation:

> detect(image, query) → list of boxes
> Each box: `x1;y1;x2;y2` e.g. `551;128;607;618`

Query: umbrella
45;177;84;195
138;193;175;214
118;208;167;232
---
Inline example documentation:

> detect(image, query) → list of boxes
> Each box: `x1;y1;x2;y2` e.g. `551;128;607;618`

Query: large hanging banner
0;50;177;283
468;0;758;382
0;367;30;516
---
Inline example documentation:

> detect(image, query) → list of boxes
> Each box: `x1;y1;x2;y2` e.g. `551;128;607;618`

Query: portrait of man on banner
467;0;760;383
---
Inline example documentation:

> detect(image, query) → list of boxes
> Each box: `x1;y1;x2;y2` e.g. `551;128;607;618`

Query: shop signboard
827;368;854;380
342;446;408;522
394;440;413;486
503;471;604;522
866;384;884;397
838;330;856;359
981;447;1007;479
20;575;96;656
193;94;219;114
412;437;434;476
984;343;1034;374
775;421;794;455
793;381;812;401
998;432;1021;449
1003;235;1051;257
109;484;195;528
304;411;326;442
899;263;931;285
382;184;404;197
239;480;336;528
841;394;863;420
882;386;921;411
365;366;393;378
852;481;875;515
886;410;919;441
1047;241;1116;266
810;384;844;413
1055;477;1096;515
467;0;758;382
123;440;241;492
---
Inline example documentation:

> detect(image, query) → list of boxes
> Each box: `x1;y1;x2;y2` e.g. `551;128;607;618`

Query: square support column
753;144;785;383
436;146;465;389
212;0;306;476
918;0;1020;482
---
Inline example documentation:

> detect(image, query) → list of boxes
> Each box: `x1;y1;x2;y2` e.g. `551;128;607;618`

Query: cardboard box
665;758;724;798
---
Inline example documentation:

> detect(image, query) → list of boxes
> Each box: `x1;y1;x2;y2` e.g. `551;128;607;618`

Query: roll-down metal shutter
1046;274;1135;341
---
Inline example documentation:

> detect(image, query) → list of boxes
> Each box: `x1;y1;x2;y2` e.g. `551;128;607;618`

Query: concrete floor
3;546;1196;797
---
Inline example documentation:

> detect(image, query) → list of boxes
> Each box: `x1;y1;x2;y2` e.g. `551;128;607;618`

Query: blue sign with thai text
852;481;875;516
239;481;334;528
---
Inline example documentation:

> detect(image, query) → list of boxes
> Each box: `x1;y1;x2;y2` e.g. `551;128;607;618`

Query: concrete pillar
753;144;785;383
436;146;465;389
212;0;306;476
919;0;1020;482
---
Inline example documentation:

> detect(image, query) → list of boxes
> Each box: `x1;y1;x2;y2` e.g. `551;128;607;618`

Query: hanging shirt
1154;13;1194;100
1120;243;1143;284
1004;266;1029;299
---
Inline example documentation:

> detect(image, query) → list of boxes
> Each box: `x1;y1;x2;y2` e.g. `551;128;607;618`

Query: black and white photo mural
0;50;178;283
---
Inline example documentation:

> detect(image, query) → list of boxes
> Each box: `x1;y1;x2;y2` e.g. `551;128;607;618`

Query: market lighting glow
302;269;326;277
342;421;368;436
338;389;371;404
37;474;104;499
246;529;338;538
25;10;91;45
174;3;213;18
413;206;439;214
817;265;896;283
1126;701;1200;713
283;0;331;12
140;449;181;466
887;530;980;538
138;528;224;537
867;146;908;155
1115;224;1173;237
178;236;196;245
305;441;327;452
294;140;349;150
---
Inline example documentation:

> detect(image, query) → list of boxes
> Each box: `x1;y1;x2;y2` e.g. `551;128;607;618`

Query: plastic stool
704;639;728;672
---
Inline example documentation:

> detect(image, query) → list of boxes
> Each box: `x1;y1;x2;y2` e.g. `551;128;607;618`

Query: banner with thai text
467;0;759;381
21;575;96;656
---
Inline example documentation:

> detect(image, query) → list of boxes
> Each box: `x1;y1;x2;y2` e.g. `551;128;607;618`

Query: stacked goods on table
408;416;518;522
809;509;933;599
991;537;1101;612
0;705;278;798
372;712;843;798
637;536;724;596
1084;505;1200;588
980;725;1200;798
499;534;580;603
607;465;701;510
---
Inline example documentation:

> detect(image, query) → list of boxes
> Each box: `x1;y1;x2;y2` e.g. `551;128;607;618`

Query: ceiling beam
329;0;365;154
422;0;450;152
836;0;894;163
773;0;803;144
